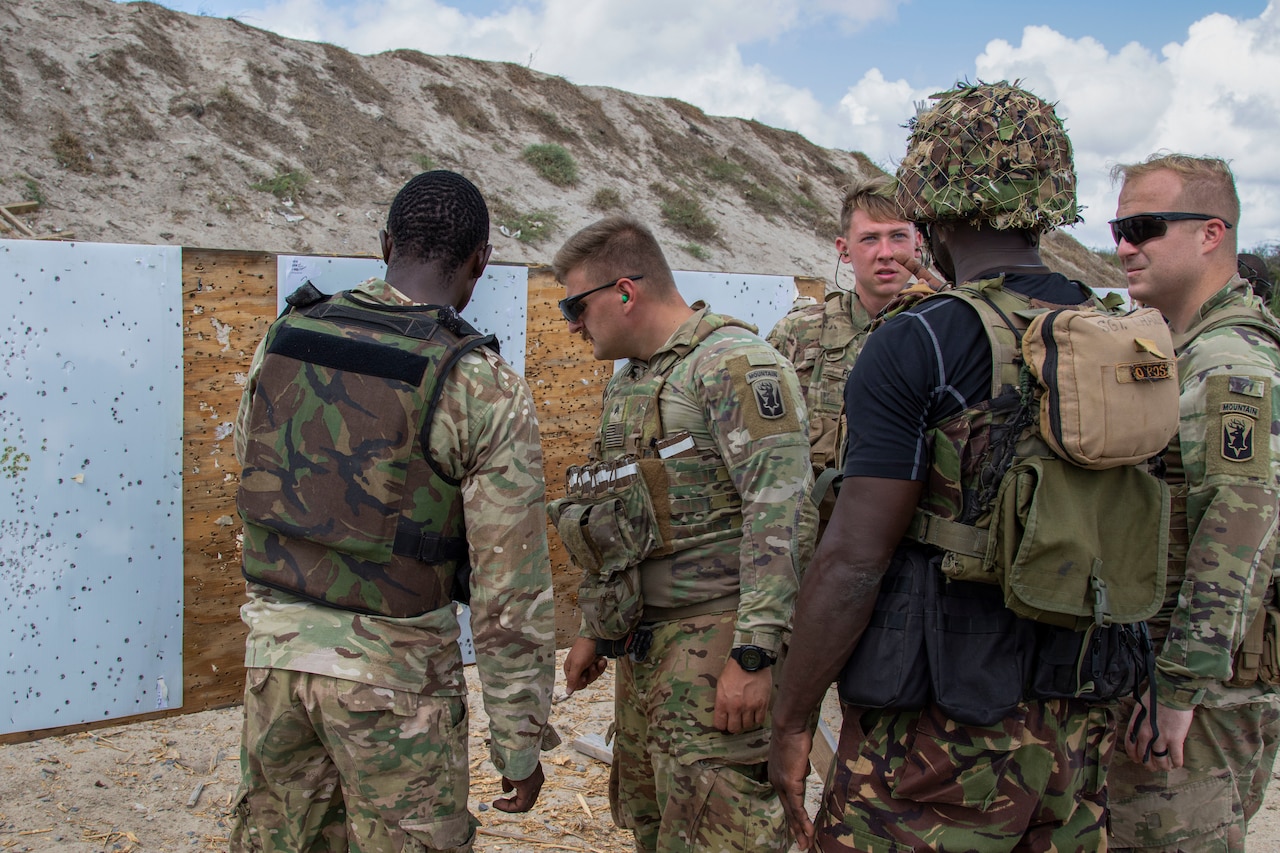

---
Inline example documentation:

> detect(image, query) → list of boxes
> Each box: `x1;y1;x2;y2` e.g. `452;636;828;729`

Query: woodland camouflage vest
238;287;495;618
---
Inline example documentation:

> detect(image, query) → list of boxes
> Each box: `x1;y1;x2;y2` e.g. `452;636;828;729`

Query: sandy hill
0;0;1122;287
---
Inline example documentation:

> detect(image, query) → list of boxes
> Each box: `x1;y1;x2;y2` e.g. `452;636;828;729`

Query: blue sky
123;1;1277;251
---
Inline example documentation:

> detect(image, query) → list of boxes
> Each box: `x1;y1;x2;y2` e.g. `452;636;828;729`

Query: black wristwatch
729;645;776;672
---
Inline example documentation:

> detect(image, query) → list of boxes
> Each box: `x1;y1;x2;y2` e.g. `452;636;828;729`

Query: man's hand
493;762;545;813
1125;701;1195;771
768;726;815;850
713;657;772;733
564;636;608;695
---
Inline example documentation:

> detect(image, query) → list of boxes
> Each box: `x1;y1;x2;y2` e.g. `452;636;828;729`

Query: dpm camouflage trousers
610;611;790;853
228;667;477;853
814;699;1115;853
1108;698;1280;852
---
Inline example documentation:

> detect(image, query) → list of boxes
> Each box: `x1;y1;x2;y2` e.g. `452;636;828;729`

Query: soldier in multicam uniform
1107;155;1280;852
765;175;924;529
550;216;817;853
229;170;557;853
770;82;1128;851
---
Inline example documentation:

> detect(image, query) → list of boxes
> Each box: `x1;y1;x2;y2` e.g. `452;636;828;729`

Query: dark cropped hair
386;171;489;273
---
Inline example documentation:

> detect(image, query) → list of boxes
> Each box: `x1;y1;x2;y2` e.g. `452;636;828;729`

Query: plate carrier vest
238;284;496;618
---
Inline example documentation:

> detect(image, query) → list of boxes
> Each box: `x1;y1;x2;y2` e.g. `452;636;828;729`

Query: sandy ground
0;650;830;853
3;652;1279;852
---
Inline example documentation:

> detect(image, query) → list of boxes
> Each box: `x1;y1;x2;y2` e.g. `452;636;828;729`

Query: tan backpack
1022;306;1180;470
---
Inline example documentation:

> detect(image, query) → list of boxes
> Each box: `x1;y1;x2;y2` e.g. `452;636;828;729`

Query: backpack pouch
987;455;1169;629
548;472;662;640
1022;307;1180;470
577;564;645;640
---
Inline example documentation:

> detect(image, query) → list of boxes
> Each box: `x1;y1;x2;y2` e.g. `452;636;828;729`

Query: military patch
1121;360;1174;383
1205;373;1273;479
1229;376;1266;398
727;354;801;439
746;368;787;420
1221;413;1255;462
602;400;629;448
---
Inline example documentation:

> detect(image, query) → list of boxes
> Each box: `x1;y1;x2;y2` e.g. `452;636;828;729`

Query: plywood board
0;240;184;737
2;242;816;738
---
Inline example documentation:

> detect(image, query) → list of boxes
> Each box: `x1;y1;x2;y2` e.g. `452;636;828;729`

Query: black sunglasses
1109;212;1234;246
559;275;643;322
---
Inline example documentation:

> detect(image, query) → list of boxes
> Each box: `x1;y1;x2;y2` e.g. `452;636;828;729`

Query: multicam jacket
1154;276;1280;710
234;278;555;781
589;304;817;655
766;290;875;471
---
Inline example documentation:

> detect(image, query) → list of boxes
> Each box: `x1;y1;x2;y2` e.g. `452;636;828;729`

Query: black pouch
836;547;931;711
927;570;1035;726
1029;622;1150;702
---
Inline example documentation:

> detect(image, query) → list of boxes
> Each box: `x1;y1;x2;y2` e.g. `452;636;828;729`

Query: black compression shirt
842;273;1090;482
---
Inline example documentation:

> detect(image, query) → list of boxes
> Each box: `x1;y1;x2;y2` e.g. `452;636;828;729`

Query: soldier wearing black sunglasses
1107;154;1280;851
1109;211;1234;247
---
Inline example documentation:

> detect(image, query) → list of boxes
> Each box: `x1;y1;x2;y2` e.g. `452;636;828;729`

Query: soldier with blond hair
1107;154;1280;852
766;175;924;529
552;216;816;853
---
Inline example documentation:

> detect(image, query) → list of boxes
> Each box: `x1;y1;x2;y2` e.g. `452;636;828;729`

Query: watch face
738;647;764;670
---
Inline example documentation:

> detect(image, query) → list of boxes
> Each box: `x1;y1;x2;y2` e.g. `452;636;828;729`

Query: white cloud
831;69;933;169
973;9;1280;249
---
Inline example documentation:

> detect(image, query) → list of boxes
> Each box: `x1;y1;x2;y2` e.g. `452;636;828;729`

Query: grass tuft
521;143;579;187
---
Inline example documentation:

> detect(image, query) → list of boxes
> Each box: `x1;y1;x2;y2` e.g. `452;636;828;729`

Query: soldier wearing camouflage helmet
1106;155;1280;852
229;170;557;853
770;82;1135;851
552;216;817;853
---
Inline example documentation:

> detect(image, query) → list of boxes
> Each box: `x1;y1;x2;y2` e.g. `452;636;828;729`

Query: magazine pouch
927;568;1036;726
836;547;931;711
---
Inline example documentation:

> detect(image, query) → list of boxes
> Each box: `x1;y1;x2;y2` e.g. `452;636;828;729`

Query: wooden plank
181;248;277;712
0;205;34;236
795;275;825;304
809;718;838;781
523;267;614;646
570;732;614;765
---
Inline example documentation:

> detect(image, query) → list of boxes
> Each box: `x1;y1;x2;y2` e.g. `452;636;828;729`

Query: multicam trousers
610;611;790;853
814;699;1115;853
228;667;476;853
1108;699;1280;852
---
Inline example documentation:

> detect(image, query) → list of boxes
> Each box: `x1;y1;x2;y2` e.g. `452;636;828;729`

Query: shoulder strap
640;311;751;446
1182;304;1280;349
940;280;1032;397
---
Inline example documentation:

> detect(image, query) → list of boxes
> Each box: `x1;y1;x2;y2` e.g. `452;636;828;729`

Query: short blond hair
839;175;910;236
552;216;677;293
1112;154;1240;250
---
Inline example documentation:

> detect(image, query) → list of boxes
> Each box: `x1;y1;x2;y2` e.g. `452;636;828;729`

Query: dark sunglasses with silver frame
1109;212;1234;247
558;274;644;322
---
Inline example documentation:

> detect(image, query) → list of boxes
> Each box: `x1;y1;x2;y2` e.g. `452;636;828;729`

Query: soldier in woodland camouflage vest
765;175;925;532
1106;155;1280;852
229;171;557;853
551;216;817;853
770;82;1139;852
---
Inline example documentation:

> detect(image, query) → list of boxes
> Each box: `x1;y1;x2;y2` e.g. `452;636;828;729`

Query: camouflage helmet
895;81;1080;233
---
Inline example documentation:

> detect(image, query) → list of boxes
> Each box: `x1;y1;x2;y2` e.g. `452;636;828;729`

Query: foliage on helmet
895;81;1080;232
